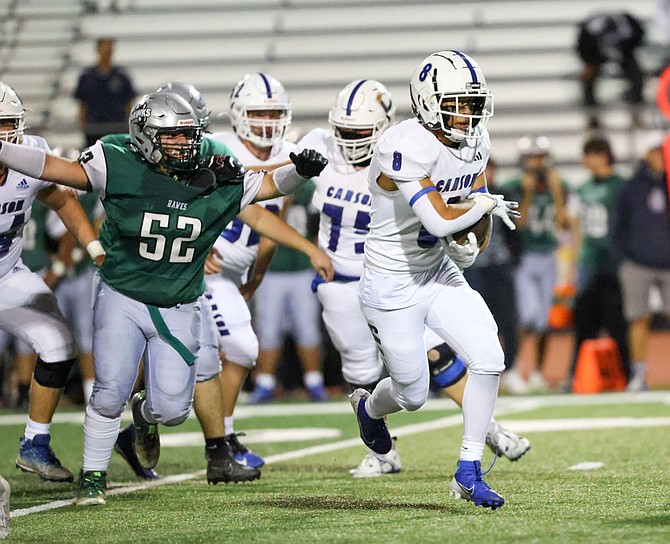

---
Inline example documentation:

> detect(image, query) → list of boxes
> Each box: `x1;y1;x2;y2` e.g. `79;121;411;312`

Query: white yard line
9;392;670;518
1;390;668;427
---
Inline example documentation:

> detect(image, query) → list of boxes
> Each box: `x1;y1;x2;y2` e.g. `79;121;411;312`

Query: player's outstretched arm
0;141;90;191
37;186;105;267
253;149;328;202
237;204;334;282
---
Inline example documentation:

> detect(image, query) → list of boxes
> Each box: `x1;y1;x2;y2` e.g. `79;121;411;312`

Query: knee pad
221;329;258;369
159;409;190;427
89;389;127;419
467;341;505;374
33;358;75;389
393;381;428;412
428;344;467;388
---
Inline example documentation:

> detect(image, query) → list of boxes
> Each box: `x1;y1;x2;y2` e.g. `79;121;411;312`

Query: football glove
445;232;479;269
469;193;520;230
289;149;328;178
186;155;245;190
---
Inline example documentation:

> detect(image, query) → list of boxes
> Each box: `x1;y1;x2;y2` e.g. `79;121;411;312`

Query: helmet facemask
236;107;291;154
0;116;24;144
418;89;492;142
331;122;384;165
154;127;203;172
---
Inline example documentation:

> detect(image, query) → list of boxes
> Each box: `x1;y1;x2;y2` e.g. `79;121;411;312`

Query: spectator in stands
612;131;670;391
575;11;645;129
568;136;630;389
506;135;571;392
462;159;525;394
74;37;136;147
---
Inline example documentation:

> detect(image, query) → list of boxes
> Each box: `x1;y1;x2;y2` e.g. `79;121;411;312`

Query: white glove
470;193;520;230
445;232;479;269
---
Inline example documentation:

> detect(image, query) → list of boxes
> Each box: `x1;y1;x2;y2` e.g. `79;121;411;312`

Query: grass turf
1;396;669;543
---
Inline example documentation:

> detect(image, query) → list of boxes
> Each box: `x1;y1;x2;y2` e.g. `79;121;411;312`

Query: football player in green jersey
0;91;328;505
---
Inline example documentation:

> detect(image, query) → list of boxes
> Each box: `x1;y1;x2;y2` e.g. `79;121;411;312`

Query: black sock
205;437;228;458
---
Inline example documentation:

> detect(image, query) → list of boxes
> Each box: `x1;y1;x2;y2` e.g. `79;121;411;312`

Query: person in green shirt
568;136;630;388
0;90;328;506
506;135;571;391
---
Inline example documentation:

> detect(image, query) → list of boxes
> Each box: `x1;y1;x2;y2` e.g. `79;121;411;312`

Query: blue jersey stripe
450;50;478;83
258;73;273;98
346;80;367;115
409;185;437;207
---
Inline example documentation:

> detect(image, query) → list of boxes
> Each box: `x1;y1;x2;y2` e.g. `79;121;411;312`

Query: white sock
82;379;94;404
303;371;324;388
224;416;234;437
460;373;500;462
366;377;403;419
256;373;276;389
82;404;121;472
24;418;51;440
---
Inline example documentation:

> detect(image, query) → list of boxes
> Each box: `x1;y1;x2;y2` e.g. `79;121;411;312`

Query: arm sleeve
78;142;108;198
239;170;266;210
397;180;486;237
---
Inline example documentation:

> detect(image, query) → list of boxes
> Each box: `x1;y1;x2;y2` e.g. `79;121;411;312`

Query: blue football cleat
450;460;504;510
349;388;392;455
225;433;265;468
306;384;329;402
249;384;275;404
16;434;74;482
114;424;160;480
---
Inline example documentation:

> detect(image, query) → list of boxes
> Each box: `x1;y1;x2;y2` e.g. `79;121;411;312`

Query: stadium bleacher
0;0;665;183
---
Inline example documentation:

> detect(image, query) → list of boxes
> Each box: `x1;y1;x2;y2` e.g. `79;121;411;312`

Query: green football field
2;391;669;544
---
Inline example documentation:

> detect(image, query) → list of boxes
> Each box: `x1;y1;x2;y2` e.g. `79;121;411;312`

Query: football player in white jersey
350;51;519;509
0;82;103;482
207;73;330;465
305;79;529;478
216;73;328;407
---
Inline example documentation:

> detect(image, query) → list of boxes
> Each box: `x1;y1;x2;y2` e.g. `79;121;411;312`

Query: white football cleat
349;440;402;478
486;421;531;461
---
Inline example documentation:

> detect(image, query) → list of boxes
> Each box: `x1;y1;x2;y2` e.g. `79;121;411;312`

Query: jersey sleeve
78;142;109;198
375;128;438;182
239;170;266;210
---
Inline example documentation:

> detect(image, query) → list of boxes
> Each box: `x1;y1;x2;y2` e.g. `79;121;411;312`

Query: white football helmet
129;92;202;173
0;81;26;143
329;79;395;165
156;81;210;130
229;72;291;155
409;50;493;142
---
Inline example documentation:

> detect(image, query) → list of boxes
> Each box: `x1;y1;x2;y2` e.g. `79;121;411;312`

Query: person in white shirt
349;51;518;509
